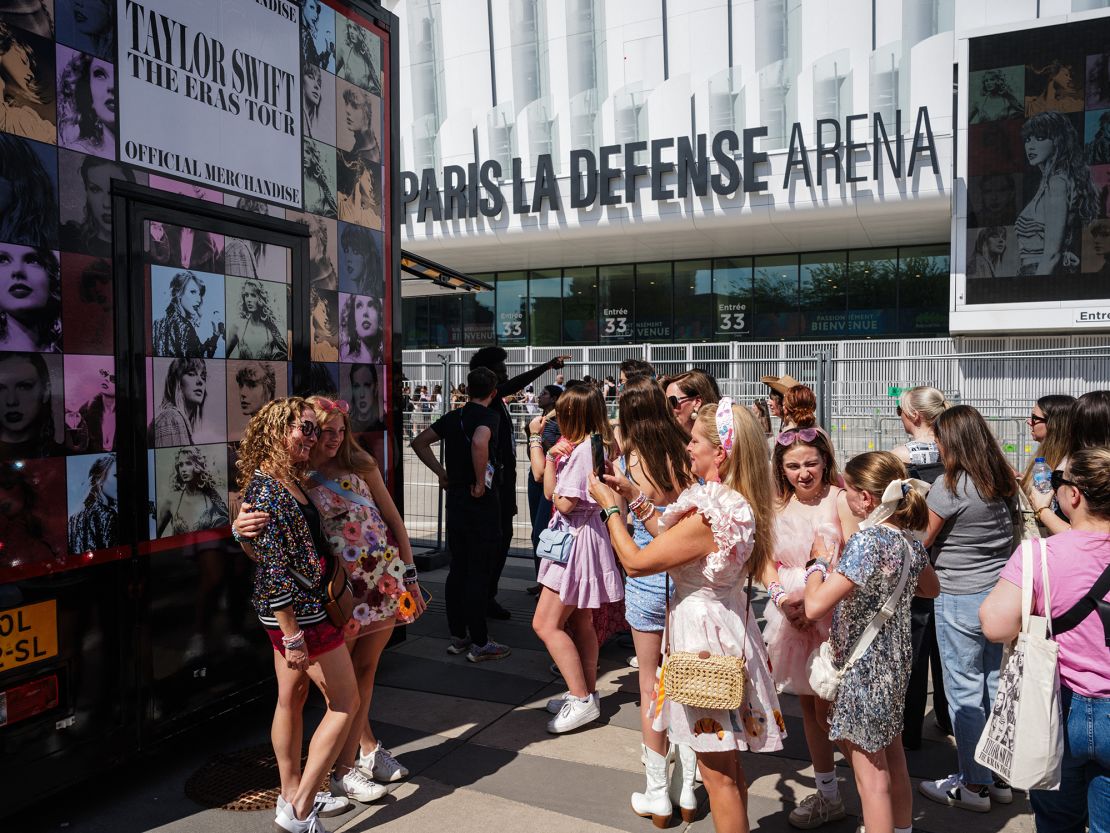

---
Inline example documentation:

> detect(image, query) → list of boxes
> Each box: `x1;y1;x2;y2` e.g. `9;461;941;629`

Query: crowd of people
222;348;1108;833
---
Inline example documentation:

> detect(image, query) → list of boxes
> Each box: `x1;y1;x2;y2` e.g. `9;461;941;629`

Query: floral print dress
308;471;417;639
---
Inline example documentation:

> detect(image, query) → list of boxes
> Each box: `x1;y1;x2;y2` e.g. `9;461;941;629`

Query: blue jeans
1031;687;1110;833
935;589;1004;785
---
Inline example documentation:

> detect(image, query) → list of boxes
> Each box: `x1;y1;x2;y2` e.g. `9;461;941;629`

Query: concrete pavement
14;556;1035;833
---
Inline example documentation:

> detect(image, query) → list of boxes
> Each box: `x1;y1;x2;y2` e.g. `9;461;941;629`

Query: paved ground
15;557;1034;833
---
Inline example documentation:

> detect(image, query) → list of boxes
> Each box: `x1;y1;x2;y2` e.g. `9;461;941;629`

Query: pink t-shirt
998;530;1110;698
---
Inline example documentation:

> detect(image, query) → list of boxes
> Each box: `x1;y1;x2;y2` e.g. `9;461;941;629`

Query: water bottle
1031;458;1053;494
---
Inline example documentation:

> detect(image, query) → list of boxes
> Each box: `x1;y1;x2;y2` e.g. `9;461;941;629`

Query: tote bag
974;540;1063;791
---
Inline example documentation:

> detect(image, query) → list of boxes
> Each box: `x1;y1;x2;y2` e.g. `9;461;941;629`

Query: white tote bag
974;540;1063;791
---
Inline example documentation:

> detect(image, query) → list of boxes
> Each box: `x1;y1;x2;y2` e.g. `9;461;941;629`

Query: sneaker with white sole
277;793;351;819
446;637;472;655
919;774;990;812
359;743;408;783
274;803;322;833
989;778;1013;804
545;691;570;714
546;693;601;733
788;793;846;829
466;640;511;662
329;769;387;803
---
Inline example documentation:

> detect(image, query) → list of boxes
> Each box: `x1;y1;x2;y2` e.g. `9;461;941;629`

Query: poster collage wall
0;0;391;582
965;16;1110;304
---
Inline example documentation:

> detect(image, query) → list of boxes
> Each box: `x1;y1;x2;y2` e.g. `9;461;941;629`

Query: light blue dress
620;456;673;632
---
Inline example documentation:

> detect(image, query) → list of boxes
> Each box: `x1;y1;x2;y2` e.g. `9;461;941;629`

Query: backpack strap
1051;561;1110;647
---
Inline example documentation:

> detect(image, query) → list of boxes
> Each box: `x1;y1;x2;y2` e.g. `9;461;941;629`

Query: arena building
388;0;1110;347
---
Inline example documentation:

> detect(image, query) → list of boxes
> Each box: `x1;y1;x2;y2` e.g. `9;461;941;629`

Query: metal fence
399;336;1110;550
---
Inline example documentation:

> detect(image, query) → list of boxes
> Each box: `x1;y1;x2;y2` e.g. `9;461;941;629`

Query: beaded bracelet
632;499;656;521
281;630;305;648
768;581;787;608
231;524;244;544
804;562;828;583
627;492;648;512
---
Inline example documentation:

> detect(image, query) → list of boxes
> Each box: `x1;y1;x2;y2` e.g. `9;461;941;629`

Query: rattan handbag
660;577;749;711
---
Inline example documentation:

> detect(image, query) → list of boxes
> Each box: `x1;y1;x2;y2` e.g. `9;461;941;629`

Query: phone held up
591;432;606;479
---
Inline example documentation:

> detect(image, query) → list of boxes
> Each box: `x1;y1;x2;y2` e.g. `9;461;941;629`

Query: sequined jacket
244;471;328;627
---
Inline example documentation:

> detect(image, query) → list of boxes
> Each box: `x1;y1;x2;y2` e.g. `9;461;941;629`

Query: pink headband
715;398;736;456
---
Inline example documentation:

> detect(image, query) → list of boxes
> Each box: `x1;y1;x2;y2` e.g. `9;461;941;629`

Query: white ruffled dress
651;482;786;754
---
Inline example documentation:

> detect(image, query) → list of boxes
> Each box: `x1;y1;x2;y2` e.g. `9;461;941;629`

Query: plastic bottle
1031;458;1053;494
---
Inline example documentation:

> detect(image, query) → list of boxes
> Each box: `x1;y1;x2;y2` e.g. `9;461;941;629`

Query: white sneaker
275;803;322;833
277;793;351;819
919;774;991;812
989;778;1013;804
788;792;846;829
359;743;408;783
545;691;569;714
546;693;601;733
627;655;640;668
330;769;387;803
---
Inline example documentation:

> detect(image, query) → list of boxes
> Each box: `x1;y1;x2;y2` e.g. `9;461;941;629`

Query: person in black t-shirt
468;347;570;619
410;368;511;662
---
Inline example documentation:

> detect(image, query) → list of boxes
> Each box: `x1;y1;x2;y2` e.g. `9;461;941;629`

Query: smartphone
591;433;606;479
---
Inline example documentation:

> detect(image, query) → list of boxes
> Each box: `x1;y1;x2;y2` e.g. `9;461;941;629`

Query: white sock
815;769;839;800
895;826;913;833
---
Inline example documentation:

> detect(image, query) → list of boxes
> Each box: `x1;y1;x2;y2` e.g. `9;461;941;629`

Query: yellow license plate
0;601;58;673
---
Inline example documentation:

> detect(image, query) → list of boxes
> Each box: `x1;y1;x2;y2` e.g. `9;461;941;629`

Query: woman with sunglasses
1029;390;1110;536
918;405;1018;812
980;447;1110;833
663;370;720;436
237;398;359;833
235;395;425;801
589;400;783;833
762;406;859;829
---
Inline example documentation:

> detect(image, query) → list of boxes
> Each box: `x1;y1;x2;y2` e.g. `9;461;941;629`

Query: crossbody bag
806;530;913;701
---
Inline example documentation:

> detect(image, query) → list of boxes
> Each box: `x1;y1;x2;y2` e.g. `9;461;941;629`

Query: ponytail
844;451;929;532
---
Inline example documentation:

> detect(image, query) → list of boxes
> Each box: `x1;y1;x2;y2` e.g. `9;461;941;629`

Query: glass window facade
401;245;951;348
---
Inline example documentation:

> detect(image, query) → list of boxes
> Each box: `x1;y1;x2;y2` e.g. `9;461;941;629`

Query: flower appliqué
352;603;372;624
397;592;416;618
386;558;406;580
342;522;362;543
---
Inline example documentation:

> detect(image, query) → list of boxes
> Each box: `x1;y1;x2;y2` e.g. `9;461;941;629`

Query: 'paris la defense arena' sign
402;106;938;222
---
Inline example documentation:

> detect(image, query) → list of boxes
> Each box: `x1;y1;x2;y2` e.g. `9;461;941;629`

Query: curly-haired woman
227;278;288;361
235;395;425;801
237;397;360;833
154;446;229;537
57;49;115;158
0;22;54;143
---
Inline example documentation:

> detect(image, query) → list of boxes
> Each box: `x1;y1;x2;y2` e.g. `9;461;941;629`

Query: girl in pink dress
762;404;858;829
533;385;624;735
592;400;784;832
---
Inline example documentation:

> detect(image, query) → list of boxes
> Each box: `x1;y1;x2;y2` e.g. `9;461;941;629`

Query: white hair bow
860;478;931;529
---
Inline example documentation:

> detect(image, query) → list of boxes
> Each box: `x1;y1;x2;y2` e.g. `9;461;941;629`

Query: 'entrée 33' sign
402;107;937;222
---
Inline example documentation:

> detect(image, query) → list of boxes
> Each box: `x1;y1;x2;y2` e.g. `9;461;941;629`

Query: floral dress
652;482;785;754
308;471;416;639
827;525;927;753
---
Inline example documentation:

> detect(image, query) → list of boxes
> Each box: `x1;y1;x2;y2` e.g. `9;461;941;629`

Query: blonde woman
891;386;949;470
591;400;783;832
235;395;425;801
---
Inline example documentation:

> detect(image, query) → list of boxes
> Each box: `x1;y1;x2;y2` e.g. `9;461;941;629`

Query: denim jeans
935;589;1004;785
1031;686;1110;833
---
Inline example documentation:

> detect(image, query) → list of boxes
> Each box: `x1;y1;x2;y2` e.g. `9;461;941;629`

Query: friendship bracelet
804;562;828;583
767;581;787;609
627;492;648;512
231;524;244;543
632;499;656;521
281;630;305;647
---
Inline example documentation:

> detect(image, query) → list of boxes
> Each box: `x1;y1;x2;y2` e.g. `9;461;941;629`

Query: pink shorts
266;619;345;659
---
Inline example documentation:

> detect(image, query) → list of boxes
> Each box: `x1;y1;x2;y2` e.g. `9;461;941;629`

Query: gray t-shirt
927;472;1015;595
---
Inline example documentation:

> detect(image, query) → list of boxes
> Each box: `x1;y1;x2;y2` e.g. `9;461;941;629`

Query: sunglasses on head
1028;413;1047;425
1050;470;1086;497
317;398;350;414
776;427;819;446
298;421;321;439
668;394;695;409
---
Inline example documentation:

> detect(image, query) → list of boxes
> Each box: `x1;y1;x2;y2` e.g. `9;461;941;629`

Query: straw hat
760;374;801;396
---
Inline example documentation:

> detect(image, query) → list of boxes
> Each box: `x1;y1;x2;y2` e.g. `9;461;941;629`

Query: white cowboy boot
668;743;698;823
631;746;673;828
